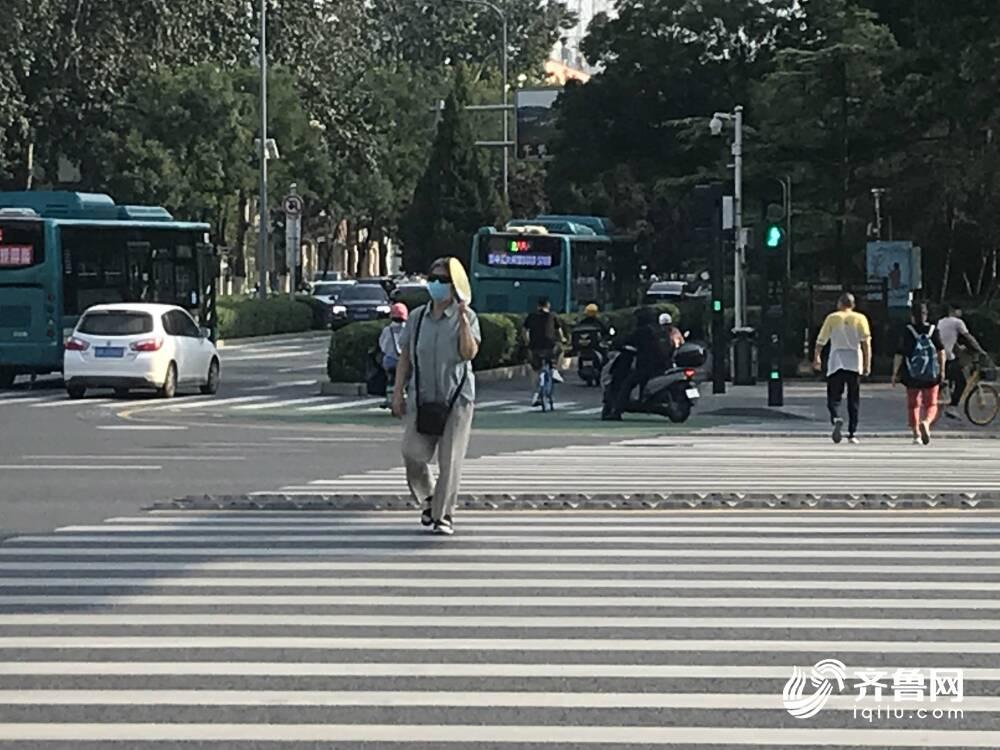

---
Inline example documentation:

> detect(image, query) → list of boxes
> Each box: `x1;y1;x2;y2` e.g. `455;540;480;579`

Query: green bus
0;192;214;387
469;215;638;314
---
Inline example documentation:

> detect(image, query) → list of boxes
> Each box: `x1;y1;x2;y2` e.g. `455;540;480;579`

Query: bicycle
535;356;555;412
948;354;1000;427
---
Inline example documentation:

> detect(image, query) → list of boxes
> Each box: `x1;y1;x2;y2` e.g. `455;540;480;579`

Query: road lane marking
0;465;160;471
5;546;1000;560
0;561;993;574
297;398;382;412
6;576;1000;592
232;397;329;410
2;594;999;610
23;532;1000;547
96;425;188;431
0;690;995;711
0;636;996;653
31;398;113;408
0;661;995;679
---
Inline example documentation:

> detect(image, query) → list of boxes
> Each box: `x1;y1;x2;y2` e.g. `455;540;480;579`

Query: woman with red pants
892;302;947;445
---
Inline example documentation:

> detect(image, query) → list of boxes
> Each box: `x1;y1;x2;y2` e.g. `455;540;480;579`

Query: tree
752;0;901;282
546;0;794;273
401;66;504;272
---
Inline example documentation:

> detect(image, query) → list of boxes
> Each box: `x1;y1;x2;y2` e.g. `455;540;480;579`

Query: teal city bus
469;215;638;314
0;192;214;387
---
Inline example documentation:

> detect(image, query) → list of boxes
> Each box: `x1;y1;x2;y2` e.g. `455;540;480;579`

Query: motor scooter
600;342;706;423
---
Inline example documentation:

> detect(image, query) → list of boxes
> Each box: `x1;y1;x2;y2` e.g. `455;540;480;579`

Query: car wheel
67;384;86;400
158;363;178;399
200;358;220;395
0;368;14;389
114;388;130;398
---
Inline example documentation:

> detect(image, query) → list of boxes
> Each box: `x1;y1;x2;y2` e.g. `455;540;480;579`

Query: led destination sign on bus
481;234;561;269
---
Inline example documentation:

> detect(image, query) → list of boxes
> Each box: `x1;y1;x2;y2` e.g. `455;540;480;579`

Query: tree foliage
401;66;505;273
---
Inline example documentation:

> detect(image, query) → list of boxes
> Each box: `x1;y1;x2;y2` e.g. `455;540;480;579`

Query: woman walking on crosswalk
391;257;480;536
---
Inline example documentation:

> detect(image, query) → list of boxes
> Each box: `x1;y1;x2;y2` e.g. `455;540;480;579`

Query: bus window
570;241;598;307
0;220;45;268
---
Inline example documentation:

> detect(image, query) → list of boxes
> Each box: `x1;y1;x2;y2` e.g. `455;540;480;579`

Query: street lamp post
456;0;509;202
710;105;746;329
257;0;268;300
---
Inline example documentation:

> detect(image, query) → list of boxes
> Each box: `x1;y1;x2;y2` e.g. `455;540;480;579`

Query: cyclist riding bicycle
523;297;567;406
939;303;988;419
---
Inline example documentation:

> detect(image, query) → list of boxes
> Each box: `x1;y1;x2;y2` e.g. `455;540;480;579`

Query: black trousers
946;359;966;407
827;369;860;436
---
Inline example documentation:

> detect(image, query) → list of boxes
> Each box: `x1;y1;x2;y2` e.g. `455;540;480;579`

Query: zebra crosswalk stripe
0;509;997;746
268;434;1000;496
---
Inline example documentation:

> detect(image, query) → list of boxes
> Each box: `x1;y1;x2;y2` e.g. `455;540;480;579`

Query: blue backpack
905;324;940;383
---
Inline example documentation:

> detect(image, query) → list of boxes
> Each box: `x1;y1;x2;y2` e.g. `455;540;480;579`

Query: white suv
63;303;220;400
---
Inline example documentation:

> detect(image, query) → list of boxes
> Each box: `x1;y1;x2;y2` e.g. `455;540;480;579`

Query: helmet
390;303;409;321
584;304;599;317
658;312;673;326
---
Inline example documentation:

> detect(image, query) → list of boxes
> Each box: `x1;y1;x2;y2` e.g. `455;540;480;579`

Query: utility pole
257;0;268;301
456;0;510;202
733;105;745;331
710;105;746;329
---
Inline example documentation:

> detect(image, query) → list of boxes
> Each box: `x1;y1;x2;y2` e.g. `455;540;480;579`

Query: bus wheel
0;368;14;389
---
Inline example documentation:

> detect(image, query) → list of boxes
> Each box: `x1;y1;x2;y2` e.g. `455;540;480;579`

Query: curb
217;330;329;349
156;492;1000;511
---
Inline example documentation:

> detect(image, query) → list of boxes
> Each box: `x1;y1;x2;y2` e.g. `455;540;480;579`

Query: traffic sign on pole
283;187;303;298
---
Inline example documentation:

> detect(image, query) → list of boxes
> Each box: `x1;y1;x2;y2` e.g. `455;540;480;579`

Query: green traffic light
765;225;784;248
770;370;780;380
712;300;722;313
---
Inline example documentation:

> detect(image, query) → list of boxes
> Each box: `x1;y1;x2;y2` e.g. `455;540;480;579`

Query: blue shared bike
535;356;556;412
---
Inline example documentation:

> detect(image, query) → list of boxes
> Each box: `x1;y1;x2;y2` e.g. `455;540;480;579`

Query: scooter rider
604;307;667;421
576;304;610;338
658;312;684;369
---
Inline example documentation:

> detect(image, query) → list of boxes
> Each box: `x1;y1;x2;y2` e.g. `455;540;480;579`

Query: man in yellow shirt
813;293;872;444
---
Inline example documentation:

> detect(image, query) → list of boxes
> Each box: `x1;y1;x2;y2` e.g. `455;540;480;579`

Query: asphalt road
0;334;615;538
2;333;997;537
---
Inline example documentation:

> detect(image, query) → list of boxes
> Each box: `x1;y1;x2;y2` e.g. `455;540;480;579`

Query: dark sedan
326;284;392;328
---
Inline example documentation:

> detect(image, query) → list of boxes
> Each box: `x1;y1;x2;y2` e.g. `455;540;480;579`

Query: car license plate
685;387;700;400
94;347;125;358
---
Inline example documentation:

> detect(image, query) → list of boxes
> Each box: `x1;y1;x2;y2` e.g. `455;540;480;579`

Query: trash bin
730;327;758;386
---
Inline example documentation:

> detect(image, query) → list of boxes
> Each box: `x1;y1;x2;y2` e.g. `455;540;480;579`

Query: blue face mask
427;280;452;302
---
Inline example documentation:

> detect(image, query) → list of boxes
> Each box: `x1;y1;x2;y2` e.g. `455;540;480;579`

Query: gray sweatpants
402;399;475;521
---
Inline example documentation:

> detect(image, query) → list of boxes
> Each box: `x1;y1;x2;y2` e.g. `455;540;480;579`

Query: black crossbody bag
413;308;468;436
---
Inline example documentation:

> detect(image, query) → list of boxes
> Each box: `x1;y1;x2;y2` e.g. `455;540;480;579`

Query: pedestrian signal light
712;300;722;313
765;225;784;249
770;369;780;380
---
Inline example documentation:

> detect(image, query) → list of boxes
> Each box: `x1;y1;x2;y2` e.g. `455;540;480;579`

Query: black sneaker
832;418;844;444
433;515;455;536
420;498;433;528
919;422;931;445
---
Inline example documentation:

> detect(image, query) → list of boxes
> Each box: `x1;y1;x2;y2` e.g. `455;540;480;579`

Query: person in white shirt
813;293;872;444
938;303;986;418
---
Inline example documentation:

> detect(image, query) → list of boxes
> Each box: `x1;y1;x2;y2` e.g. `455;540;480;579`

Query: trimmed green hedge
294;294;332;330
326;303;683;382
217;297;315;339
327;320;384;383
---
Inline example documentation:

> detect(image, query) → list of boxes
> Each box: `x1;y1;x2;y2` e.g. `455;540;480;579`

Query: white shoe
912;436;922;445
847;436;860;445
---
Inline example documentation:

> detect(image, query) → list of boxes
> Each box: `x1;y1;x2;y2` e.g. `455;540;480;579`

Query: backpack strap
413;308;426;407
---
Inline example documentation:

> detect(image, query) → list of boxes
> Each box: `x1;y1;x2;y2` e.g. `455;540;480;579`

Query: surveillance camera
710;117;724;136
